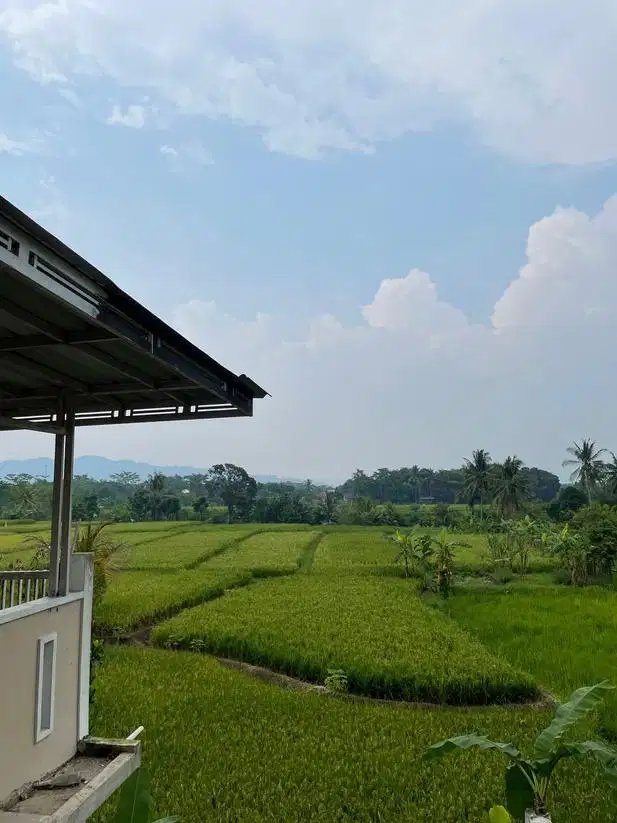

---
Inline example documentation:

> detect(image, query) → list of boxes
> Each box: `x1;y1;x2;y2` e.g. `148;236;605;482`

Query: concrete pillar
58;410;75;597
48;430;65;597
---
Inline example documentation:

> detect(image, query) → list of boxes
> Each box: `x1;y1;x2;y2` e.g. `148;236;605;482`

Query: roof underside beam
0;380;203;409
0;330;119;351
0;415;65;435
0;403;249;430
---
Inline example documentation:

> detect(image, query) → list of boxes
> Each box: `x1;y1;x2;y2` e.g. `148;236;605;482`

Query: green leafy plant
488;807;512;823
426;681;617;820
324;668;348;694
433;529;468;597
28;521;126;606
388;529;417;578
503;516;542;575
112;768;178;823
542;523;589;586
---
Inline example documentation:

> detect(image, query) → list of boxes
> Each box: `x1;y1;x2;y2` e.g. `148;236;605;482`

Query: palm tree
603;452;617;497
461;449;492;520
491;455;528;518
562;439;606;503
146;472;166;520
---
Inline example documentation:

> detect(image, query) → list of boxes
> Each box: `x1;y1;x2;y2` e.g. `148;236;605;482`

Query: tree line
0;439;615;526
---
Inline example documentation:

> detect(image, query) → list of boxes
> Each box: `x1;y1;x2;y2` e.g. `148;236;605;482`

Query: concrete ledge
4;739;140;823
0;593;84;627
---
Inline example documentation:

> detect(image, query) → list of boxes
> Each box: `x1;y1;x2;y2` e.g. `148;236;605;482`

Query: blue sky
1;1;617;482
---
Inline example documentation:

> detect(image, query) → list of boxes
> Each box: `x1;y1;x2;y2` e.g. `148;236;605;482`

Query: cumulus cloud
82;194;611;482
5;190;617;480
0;0;616;162
106;104;146;128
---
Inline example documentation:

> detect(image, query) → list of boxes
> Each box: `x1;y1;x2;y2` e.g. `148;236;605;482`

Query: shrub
571;504;617;577
547;487;589;522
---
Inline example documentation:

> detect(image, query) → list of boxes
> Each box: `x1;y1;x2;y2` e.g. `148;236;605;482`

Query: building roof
0;195;268;433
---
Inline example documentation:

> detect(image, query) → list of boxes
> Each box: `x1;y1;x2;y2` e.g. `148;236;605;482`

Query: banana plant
112;769;178;823
489;808;512;823
425;681;617;821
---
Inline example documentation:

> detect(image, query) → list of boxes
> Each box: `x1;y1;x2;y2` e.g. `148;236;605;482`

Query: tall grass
441;587;617;737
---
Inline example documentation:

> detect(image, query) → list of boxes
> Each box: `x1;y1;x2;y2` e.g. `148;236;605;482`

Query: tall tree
491;455;528;518
320;489;339;523
146;472;167;520
110;471;141;487
461;449;492;518
562;439;606;502
207;463;257;523
193;496;209;521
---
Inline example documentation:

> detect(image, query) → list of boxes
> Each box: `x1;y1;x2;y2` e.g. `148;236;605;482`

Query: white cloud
4;191;617;480
96;193;609;482
106;104;146;128
0;133;40;155
159;141;214;171
0;1;616;162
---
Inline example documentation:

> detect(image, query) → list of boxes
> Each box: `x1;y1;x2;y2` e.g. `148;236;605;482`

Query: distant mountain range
0;455;305;485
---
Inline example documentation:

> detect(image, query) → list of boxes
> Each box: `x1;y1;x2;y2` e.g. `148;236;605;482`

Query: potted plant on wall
425;682;617;822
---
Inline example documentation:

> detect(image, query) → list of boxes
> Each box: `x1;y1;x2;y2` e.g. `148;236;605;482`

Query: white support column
48;428;65;597
58;409;75;597
70;552;94;740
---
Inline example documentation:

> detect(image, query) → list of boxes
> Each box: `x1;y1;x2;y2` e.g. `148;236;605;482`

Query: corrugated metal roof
0;195;268;431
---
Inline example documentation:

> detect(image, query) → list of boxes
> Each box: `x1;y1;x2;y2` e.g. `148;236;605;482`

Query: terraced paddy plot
120;526;258;569
91;647;610;823
203;530;319;575
441;587;617;737
153;575;537;704
95;569;249;634
313;530;398;574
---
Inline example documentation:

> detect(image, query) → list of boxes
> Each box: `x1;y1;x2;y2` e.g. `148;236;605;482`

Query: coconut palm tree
603;452;617;497
562;439;606;503
491;455;528;518
461;448;492;520
146;472;167;520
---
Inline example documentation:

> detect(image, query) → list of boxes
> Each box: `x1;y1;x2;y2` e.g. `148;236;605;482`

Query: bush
547;486;588;521
571;503;617;576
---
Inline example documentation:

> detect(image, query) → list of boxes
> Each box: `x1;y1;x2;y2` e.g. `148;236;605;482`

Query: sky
1;0;617;483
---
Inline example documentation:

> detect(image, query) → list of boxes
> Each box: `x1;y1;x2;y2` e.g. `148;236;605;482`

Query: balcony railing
0;569;49;610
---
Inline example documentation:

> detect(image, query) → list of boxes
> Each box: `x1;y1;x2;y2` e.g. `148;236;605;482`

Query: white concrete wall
0;599;82;802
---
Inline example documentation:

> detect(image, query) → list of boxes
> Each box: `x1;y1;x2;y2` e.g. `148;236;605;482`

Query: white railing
0;570;49;610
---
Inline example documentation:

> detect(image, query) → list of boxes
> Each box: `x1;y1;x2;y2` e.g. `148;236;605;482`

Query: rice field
439;587;617;738
153;574;537;704
3;520;616;820
91;646;613;823
118;526;259;569
202;530;320;575
94;568;251;634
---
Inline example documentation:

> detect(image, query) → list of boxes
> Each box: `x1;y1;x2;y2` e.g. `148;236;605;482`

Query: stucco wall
0;599;82;802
